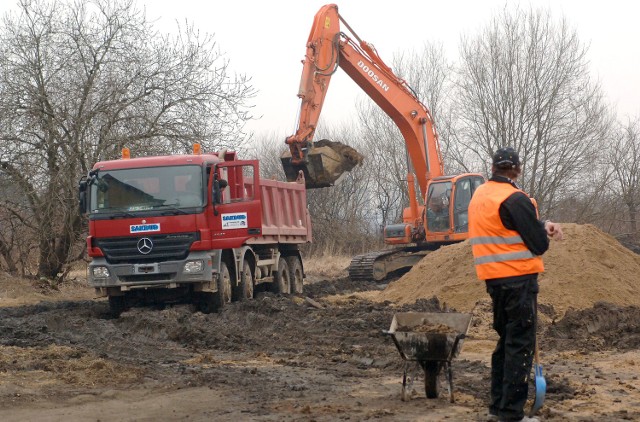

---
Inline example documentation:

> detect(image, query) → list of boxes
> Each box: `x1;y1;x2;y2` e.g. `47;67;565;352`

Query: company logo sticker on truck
221;212;248;229
130;223;161;233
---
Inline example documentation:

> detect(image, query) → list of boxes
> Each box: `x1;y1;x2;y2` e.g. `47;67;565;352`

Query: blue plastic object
530;349;546;416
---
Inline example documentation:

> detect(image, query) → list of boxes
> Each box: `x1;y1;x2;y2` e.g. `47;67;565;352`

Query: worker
468;147;563;422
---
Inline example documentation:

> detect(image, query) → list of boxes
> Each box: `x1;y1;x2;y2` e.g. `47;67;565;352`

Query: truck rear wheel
287;256;303;294
272;257;290;294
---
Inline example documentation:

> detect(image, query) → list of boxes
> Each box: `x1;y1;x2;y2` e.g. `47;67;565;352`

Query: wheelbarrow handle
381;330;409;361
446;333;467;360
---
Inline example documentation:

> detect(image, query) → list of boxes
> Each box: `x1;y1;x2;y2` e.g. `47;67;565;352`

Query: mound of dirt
0;344;144;387
376;224;640;316
546;302;640;351
314;139;364;169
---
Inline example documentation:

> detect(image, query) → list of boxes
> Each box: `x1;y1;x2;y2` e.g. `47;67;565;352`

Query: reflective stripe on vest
474;250;535;265
469;235;524;245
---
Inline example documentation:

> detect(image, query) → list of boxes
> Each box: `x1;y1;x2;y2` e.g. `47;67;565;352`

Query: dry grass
303;255;351;279
0;269;95;308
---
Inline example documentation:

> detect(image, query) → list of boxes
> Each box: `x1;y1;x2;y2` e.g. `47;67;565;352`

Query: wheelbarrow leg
401;361;414;401
444;361;455;403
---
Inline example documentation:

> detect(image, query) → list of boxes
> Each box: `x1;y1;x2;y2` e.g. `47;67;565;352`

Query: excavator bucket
281;139;364;189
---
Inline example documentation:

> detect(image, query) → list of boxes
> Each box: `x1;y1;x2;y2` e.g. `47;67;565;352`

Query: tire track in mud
1;278;639;421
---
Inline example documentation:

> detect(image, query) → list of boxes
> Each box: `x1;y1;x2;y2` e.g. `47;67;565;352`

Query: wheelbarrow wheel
423;361;440;399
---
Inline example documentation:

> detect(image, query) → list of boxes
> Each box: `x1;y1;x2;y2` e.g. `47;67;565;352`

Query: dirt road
0;275;639;421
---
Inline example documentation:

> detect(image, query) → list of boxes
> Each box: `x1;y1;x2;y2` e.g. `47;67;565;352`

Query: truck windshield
90;165;203;213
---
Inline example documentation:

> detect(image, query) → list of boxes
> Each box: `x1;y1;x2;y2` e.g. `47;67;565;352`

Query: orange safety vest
468;181;544;280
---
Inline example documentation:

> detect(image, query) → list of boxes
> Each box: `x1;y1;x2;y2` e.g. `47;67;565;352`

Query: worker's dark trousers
486;278;538;421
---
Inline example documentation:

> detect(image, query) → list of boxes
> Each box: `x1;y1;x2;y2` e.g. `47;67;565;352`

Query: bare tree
454;7;612;216
249;125;378;256
248;131;287;181
0;0;255;279
355;42;453;227
355;100;409;227
607;117;640;237
301;123;377;256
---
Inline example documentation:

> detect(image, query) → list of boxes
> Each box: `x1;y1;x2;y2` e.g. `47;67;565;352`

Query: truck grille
95;232;199;264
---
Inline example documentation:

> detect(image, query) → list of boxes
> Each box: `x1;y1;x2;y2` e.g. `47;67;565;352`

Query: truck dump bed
247;178;312;244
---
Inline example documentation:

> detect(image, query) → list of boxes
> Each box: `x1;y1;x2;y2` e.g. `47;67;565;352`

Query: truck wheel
198;292;215;314
207;262;232;313
108;295;126;318
272;257;290;294
286;256;303;294
239;260;254;300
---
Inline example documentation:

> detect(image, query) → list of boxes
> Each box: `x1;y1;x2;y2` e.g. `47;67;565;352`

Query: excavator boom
282;4;443;193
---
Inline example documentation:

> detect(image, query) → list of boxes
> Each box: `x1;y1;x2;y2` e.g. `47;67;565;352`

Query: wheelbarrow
383;312;472;403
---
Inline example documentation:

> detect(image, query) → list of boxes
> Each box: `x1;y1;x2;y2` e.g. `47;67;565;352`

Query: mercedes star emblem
137;237;153;254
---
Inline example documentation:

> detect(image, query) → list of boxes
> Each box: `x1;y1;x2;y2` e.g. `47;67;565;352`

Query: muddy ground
0;274;639;421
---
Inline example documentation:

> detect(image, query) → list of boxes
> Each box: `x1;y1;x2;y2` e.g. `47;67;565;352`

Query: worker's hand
544;221;564;241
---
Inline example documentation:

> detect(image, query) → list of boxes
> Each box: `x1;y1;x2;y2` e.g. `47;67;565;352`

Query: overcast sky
3;0;639;140
142;0;640;139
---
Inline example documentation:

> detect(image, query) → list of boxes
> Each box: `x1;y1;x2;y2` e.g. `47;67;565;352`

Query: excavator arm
282;4;444;194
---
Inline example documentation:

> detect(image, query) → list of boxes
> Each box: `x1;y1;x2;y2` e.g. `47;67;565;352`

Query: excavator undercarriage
348;246;440;282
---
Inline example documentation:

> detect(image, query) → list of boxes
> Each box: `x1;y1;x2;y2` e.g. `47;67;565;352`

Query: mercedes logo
137;237;153;254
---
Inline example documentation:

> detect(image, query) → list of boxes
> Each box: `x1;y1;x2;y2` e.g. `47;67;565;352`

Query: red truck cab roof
92;151;235;171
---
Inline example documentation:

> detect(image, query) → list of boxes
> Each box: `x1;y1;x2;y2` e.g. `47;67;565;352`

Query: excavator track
348;250;397;281
349;249;431;282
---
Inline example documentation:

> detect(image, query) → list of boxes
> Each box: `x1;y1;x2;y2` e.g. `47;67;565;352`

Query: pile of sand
376;224;640;316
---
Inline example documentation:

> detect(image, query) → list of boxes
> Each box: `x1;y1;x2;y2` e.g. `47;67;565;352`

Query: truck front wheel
200;262;232;314
214;262;232;310
108;295;127;318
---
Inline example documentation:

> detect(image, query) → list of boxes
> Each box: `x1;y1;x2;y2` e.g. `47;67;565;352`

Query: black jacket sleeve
499;192;550;256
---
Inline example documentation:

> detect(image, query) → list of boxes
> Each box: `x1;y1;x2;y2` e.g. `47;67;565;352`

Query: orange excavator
281;4;485;280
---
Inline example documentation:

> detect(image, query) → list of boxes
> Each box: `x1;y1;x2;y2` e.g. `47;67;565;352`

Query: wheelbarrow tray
384;312;472;402
387;312;472;362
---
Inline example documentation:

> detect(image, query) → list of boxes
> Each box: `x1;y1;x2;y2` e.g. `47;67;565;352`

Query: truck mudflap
87;250;219;293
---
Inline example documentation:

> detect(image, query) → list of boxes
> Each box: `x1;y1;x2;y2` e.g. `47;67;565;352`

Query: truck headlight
92;266;110;278
184;260;204;273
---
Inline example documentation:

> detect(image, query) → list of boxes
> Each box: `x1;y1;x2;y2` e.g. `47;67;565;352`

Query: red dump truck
79;147;311;316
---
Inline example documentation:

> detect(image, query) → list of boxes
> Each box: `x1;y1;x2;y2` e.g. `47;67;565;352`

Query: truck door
208;160;263;247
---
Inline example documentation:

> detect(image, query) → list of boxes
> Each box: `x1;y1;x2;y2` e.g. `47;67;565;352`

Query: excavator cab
425;175;485;238
281;139;364;189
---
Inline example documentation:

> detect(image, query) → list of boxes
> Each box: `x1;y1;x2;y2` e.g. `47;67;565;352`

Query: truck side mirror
78;179;88;215
212;178;228;205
